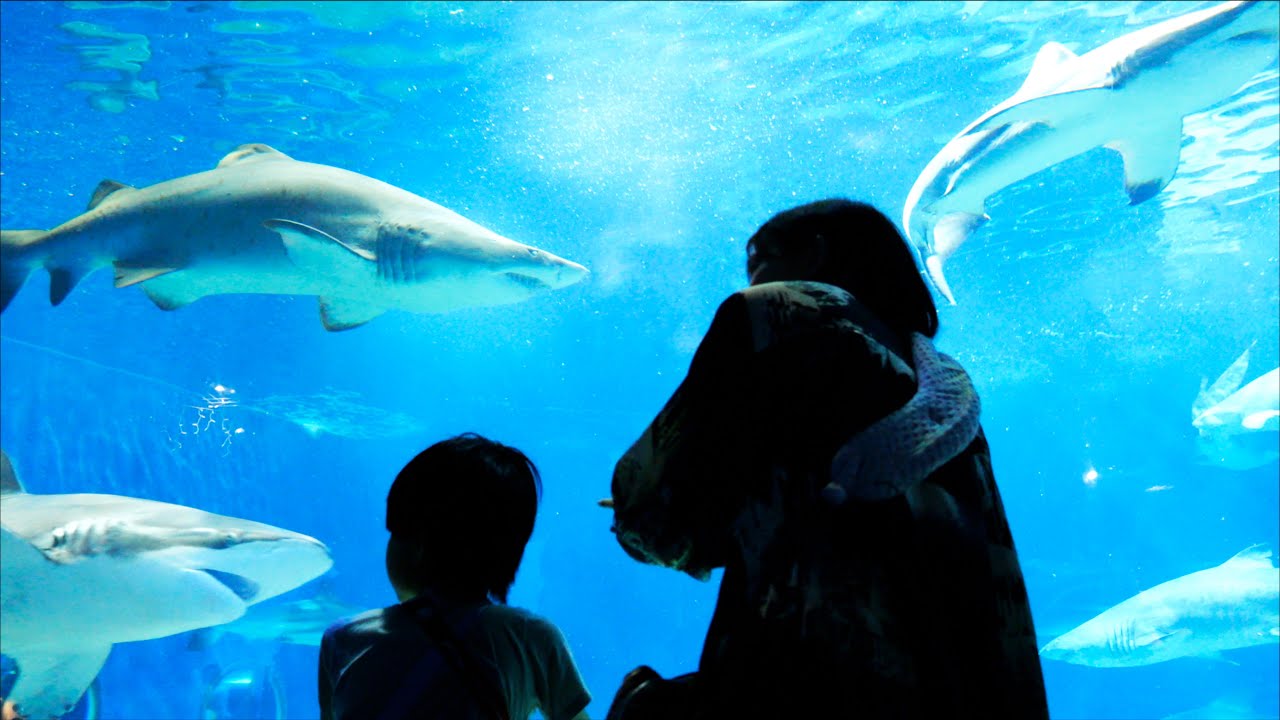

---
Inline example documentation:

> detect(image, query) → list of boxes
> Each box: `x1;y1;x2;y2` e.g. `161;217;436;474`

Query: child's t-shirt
320;599;591;720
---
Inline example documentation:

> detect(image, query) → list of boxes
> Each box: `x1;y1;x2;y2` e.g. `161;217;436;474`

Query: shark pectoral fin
113;263;178;289
1242;410;1279;431
969;87;1111;134
267;218;376;273
86;179;137;211
1200;651;1241;666
1105;120;1185;206
318;296;385;332
1134;627;1184;647
7;645;111;720
216;143;293;168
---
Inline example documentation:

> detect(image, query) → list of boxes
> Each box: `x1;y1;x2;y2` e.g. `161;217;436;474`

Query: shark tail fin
923;211;988;306
925;255;957;306
1;229;47;312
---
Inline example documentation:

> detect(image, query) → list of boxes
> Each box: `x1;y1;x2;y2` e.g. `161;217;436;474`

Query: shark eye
526;248;540;258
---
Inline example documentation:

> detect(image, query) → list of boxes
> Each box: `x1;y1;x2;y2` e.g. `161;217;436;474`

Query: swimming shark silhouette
0;450;332;719
1192;343;1280;469
0;143;589;330
1039;544;1279;668
187;590;363;650
902;0;1280;304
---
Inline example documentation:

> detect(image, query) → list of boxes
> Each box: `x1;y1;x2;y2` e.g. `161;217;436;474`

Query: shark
1162;693;1266;720
1192;343;1280;469
0;450;333;719
0;143;590;331
187;590;363;649
1039;543;1279;668
902;0;1280;304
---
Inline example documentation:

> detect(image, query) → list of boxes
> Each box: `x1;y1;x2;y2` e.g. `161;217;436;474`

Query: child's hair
386;433;542;603
747;198;940;340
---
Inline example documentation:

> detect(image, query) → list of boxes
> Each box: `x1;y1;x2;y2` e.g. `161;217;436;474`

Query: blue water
1;2;1277;718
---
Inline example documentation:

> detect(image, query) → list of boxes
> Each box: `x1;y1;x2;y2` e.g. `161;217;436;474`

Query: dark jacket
611;280;1048;719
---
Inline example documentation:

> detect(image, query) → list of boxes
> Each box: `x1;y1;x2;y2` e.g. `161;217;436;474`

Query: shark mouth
504;272;550;291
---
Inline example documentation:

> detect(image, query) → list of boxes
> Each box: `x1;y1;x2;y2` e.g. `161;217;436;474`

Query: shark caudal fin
1;230;47;312
2;229;102;310
923;211;987;305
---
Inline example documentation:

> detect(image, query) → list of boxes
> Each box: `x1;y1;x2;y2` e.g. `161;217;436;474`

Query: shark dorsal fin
1015;41;1078;98
1224;543;1276;569
1;450;25;494
1193;343;1255;419
87;179;138;211
216;143;293;169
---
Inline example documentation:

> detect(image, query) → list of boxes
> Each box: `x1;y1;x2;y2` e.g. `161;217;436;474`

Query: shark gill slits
200;568;260;602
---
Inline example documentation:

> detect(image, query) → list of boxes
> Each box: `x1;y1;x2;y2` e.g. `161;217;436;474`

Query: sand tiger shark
0;450;332;719
1192;343;1280;469
186;590;363;650
902;0;1280;304
0;143;589;330
1039;543;1279;667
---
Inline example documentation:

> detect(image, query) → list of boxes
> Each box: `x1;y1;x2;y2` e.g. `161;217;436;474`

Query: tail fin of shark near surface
901;0;1280;304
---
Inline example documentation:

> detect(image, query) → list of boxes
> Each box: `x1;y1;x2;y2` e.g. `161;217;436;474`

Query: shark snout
504;248;589;291
200;530;333;606
550;257;590;288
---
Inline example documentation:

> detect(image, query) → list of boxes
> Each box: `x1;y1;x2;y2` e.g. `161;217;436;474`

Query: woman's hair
386;433;542;603
746;198;939;339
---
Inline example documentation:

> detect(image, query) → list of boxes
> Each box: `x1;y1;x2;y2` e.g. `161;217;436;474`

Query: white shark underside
0;143;589;330
0;450;332;719
902;0;1280;303
1039;544;1280;667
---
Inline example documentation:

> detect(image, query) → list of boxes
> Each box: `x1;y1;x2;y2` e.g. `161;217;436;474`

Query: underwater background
0;1;1277;718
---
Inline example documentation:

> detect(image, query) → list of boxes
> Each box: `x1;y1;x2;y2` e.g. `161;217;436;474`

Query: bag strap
376;595;510;720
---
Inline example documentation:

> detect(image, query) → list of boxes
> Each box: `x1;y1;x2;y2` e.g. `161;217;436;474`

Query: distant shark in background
1039;544;1279;667
1161;693;1266;720
0;450;332;719
187;590;363;650
902;0;1280;304
1193;343;1280;469
0;143;589;331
